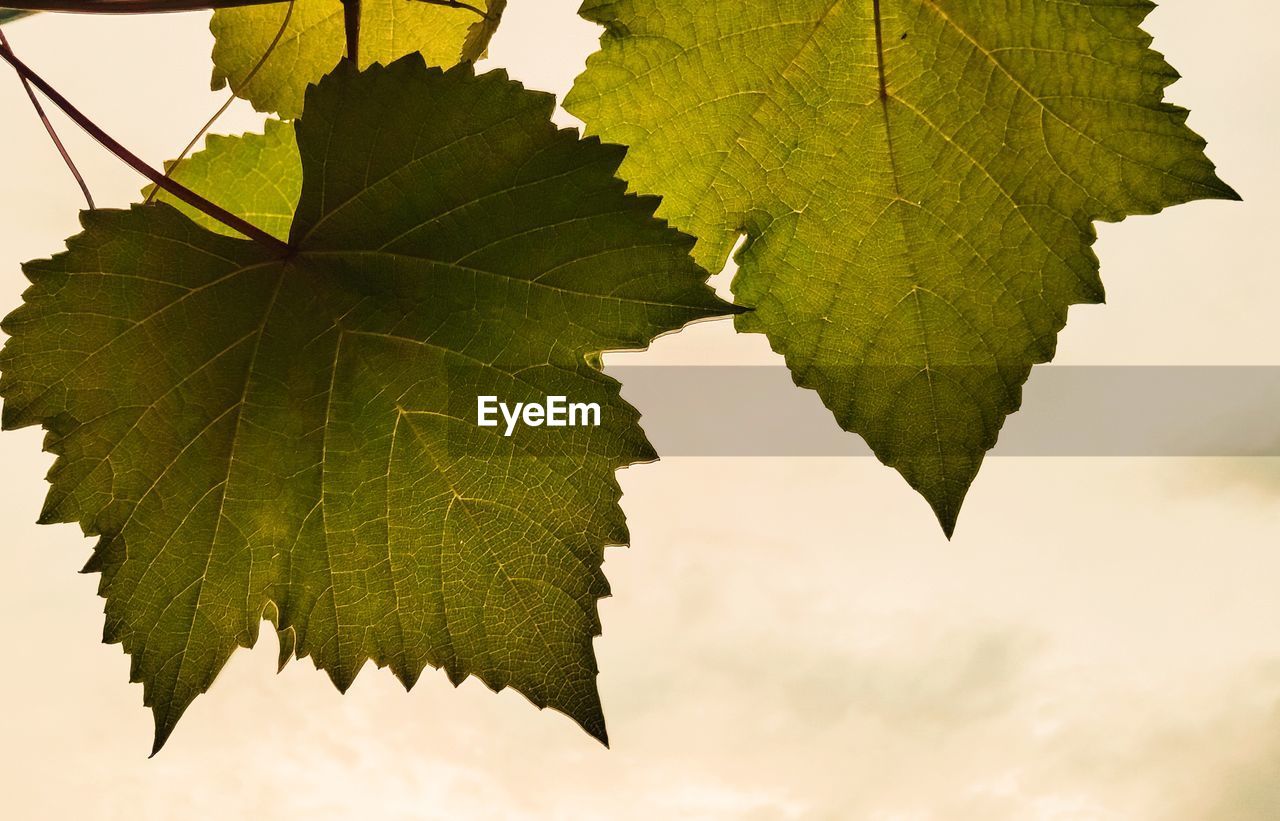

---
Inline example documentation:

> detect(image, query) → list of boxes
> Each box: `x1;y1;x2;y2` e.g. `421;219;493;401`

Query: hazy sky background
0;2;1278;819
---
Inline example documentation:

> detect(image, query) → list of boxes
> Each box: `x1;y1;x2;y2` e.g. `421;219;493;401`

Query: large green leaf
566;0;1238;534
0;57;731;752
211;0;506;118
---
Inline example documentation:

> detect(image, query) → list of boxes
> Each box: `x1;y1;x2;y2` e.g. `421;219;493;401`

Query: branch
0;28;94;209
0;0;283;13
0;42;290;254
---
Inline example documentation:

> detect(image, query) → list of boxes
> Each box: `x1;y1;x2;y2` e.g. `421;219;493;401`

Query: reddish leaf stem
0;42;291;254
0;0;283;13
0;28;94;209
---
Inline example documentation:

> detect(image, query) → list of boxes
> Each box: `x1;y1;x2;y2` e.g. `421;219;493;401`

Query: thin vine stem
143;0;295;206
2;0;489;17
0;28;94;209
0;42;290;254
0;0;283;12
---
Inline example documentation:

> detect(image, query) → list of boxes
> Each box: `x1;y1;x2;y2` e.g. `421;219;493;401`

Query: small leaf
145;119;300;242
211;0;506;118
0;58;732;752
566;0;1238;534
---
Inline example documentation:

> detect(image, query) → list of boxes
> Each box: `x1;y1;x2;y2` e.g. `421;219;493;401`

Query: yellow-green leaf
1;58;732;752
211;0;505;118
566;0;1238;534
145;118;300;241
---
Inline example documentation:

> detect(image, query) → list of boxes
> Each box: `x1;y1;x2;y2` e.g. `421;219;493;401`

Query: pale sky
0;2;1278;819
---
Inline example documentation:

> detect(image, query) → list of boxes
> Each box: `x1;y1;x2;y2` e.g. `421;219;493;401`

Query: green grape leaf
566;0;1238;534
211;0;506;118
145;118;300;242
0;57;731;752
